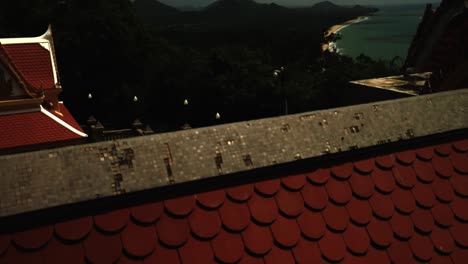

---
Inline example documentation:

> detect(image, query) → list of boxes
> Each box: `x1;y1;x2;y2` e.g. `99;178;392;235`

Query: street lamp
273;67;288;115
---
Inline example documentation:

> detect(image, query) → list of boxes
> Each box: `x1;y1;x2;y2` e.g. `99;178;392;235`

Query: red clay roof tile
413;159;437;183
196;190;226;209
452;139;468;153
301;183;328;211
144;244;180;264
434;143;452;157
0;105;85;150
322;204;349;232
227;184;254;202
451;173;468;197
450;196;468;222
366;219;393;248
248;194;278;225
392;163;417;189
431;253;453;264
389;212;414;240
164;196;196;217
416;147;434;161
343;223;370;255
43;237;84;264
0;234;10;256
432;178;455;203
431;203;455;227
395;150;416;165
387;240;413;263
2;43;55;89
281;174;306;191
1;247;45;263
409;232;434;262
263;246;294;264
178;237;214;264
292;238;324;264
84;230;122;263
94;209;130;233
431;226;455;255
411;208;435;234
254;179;280;197
121;222;156;258
326;178;352;205
54;216;93;242
412;182;437;209
331;162;353;180
188;206;221;240
211;230;244;264
451;244;468;264
371;167;396;194
219;199;250;232
12;225;52;250
297;210;326;240
353;159;375;174
369;192;395;220
391;187;416;214
365;247;390;264
318;230;346;262
156;213;189;248
432;155;455;178
270;215;300;248
450;152;468;174
349;172;375;199
346;198;372;226
375;155;395;170
450;221;468;248
307;168;330;185
242;223;273;256
130;202;163;224
275;188;304;218
238;254;264;264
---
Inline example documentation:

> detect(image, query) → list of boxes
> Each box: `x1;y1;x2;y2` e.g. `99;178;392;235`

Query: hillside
134;0;180;24
205;0;259;11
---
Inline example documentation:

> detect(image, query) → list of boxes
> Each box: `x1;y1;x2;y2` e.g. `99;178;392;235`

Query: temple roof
0;103;87;151
0;26;59;90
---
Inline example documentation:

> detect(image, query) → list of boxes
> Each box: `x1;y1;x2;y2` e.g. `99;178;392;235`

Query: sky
159;0;441;8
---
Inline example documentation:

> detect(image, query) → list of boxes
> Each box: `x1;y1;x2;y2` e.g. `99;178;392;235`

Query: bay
335;4;440;61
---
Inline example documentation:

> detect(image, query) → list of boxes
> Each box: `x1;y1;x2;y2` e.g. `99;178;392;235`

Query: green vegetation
0;0;401;131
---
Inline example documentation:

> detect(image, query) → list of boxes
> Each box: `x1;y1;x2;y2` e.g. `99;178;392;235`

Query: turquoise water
335;4;434;61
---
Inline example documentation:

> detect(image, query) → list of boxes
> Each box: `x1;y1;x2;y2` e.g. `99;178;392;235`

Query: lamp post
181;98;192;130
274;67;288;115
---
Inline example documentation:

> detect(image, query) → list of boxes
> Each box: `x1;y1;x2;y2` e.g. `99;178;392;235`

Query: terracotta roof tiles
0;103;86;150
2;43;55;89
0;138;467;263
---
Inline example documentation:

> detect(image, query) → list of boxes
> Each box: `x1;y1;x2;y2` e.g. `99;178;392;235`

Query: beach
322;16;369;52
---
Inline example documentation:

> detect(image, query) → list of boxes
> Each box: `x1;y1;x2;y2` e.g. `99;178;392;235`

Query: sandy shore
322;16;369;52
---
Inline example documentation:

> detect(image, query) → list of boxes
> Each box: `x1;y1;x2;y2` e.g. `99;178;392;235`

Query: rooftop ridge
0;89;466;217
39;105;88;138
0;26;59;88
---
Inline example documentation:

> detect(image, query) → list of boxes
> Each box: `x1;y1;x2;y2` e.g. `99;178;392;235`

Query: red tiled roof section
2;43;55;90
0;107;84;149
0;138;467;263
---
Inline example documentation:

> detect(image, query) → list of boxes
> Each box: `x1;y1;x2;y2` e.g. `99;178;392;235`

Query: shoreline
322;16;369;52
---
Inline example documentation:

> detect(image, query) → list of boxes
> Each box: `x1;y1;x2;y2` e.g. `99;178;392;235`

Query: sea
334;4;440;61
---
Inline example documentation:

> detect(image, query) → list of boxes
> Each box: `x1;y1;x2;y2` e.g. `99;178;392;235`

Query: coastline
322;16;369;52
